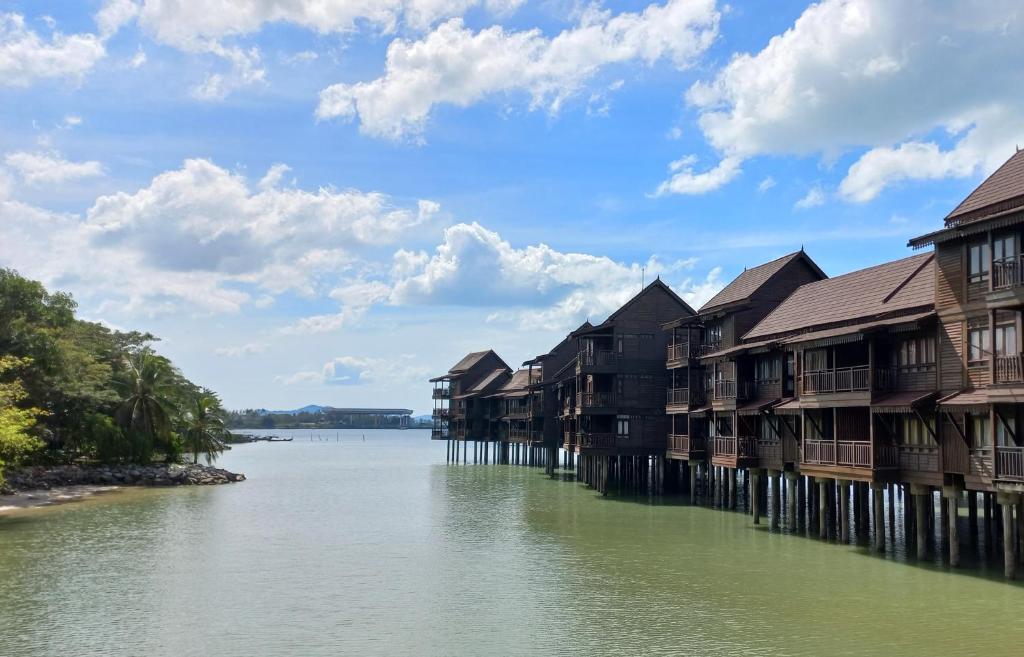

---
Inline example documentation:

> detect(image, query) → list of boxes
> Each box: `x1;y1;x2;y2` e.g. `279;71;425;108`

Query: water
1;429;1021;657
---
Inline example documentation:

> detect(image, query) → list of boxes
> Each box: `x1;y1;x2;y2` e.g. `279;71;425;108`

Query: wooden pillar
939;490;949;552
786;472;798;531
872;482;885;552
840;480;850;543
914;486;929;560
818;479;828;539
729;468;738;509
769;470;780;531
968;490;979;537
887;483;897;544
999;493;1019;579
689;463;698;503
943;486;961;567
751;469;761;525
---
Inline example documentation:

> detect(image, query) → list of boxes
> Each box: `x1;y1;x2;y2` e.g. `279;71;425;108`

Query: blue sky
1;0;1022;413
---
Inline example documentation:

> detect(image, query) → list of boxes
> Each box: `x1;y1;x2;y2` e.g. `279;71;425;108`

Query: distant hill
267;404;328;416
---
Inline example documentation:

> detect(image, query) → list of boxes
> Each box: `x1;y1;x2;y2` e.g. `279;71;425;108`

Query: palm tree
182;394;229;464
115;351;176;462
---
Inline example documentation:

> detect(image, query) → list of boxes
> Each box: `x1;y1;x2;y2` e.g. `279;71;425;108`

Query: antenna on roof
641;266;645;289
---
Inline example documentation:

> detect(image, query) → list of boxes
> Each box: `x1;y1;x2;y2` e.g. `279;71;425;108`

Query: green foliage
182;394;229;464
0;269;224;470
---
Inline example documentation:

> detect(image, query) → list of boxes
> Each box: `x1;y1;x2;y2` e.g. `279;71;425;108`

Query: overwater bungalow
431;350;510;462
910;148;1024;576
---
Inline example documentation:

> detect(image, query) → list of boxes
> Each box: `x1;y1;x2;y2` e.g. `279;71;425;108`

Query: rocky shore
1;463;246;495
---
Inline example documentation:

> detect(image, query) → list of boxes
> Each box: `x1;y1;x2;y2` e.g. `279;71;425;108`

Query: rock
1;462;245;493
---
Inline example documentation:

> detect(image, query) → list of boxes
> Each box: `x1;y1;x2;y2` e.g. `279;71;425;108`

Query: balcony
668;434;705;454
432;387;451;399
563;431;575;449
993;255;1024;290
713;436;756;458
995;354;1024;384
801;366;892;395
578;349;619;370
699;342;722;357
509;428;531;442
667;343;693;365
578;432;616;449
709;380;753;401
898;445;940;473
430;428;448;440
996;446;1024;482
802;439;897;469
432;407;451;418
666;387;689;407
577;392;616;409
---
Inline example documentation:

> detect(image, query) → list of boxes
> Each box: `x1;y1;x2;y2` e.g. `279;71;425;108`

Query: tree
182;393;229;464
0;356;45;485
115;351;178;463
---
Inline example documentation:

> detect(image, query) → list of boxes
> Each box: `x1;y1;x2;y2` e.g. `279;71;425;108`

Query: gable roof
449;350;494;374
744;252;934;340
465;368;510;394
946;149;1024;225
606;278;696;322
498;368;535;392
699;251;826;314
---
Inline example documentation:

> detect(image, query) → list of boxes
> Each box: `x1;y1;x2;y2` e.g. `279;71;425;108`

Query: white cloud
129;47;147;68
391;221;716;330
0;13;107;86
757;176;776;193
0;158;444;318
794;185;827;210
317;0;720;139
655;154;741;195
678;0;1024;199
192;44;265;101
215;342;267;357
279;354;428;386
4;150;103;185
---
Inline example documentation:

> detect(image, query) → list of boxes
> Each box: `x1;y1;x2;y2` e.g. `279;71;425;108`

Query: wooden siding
937;319;965;393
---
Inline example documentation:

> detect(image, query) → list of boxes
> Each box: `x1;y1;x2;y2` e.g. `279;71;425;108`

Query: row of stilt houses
430;149;1024;579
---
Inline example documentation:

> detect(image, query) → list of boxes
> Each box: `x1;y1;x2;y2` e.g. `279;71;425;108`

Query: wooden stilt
840;481;850;544
751;469;761;525
786;472;797;531
872;483;885;552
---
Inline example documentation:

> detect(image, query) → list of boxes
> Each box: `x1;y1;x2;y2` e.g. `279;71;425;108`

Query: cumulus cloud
0;13;107;86
390;222;720;330
316;0;720;139
279;355;429;386
668;0;1024;198
794;185;827;210
4;150;103;185
655;154;741;196
757;176;776;193
0;158;444;317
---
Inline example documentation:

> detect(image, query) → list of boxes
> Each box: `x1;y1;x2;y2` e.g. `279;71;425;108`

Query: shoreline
1;463;246;514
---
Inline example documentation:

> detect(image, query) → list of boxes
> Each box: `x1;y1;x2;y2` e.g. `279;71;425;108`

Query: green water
0;429;1020;657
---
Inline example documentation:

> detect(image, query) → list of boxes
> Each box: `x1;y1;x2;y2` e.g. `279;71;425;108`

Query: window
616;336;624;354
705;323;722;345
759;416;776;441
896;336;936;372
805;348;829;372
899;416;935;446
616;415;630;438
756;356;781;384
784;352;795;396
970;414;991;447
994;234;1017;264
994;322;1017;357
995;415;1016;447
969;241;990;284
968;324;990;366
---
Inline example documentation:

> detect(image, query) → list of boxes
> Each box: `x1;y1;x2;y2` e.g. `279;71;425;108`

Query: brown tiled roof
465;368;510;394
946;149;1024;225
699;251;824;313
449;350;491;374
606;279;695;322
744;253;934;340
499;368;533;392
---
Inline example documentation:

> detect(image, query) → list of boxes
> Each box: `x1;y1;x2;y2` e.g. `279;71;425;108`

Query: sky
1;0;1022;414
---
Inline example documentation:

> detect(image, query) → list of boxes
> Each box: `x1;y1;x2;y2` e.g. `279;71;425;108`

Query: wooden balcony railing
563;431;575;447
667;343;695;362
668;434;705;453
993;255;1024;290
432;388;451;399
666;388;689;406
996;446;1024;482
713;380;736;399
699;342;722;357
802;439;897;468
713;436;755;457
995;354;1024;384
578;392;616;408
801;366;892;394
898;445;940;472
756;438;782;463
432;407;451;417
430;428;448;440
578;432;615;448
579;350;619;368
509;429;531;441
970;447;994;478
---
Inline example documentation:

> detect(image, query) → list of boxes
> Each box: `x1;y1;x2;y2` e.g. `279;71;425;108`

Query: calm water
1;429;1021;657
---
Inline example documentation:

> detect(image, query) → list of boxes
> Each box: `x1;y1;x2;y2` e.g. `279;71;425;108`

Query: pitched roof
499;368;534;392
606;278;696;322
946;149;1024;225
465;368;510;394
699;251;825;314
449;350;493;374
744;253;934;340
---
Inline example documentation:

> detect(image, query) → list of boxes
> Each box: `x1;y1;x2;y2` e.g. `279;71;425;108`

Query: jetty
430;148;1024;580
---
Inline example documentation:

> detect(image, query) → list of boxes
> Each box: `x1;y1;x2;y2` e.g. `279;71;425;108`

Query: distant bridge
320;408;413;428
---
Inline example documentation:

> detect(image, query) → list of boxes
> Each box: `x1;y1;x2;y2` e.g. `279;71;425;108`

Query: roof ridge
881;253;934;304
